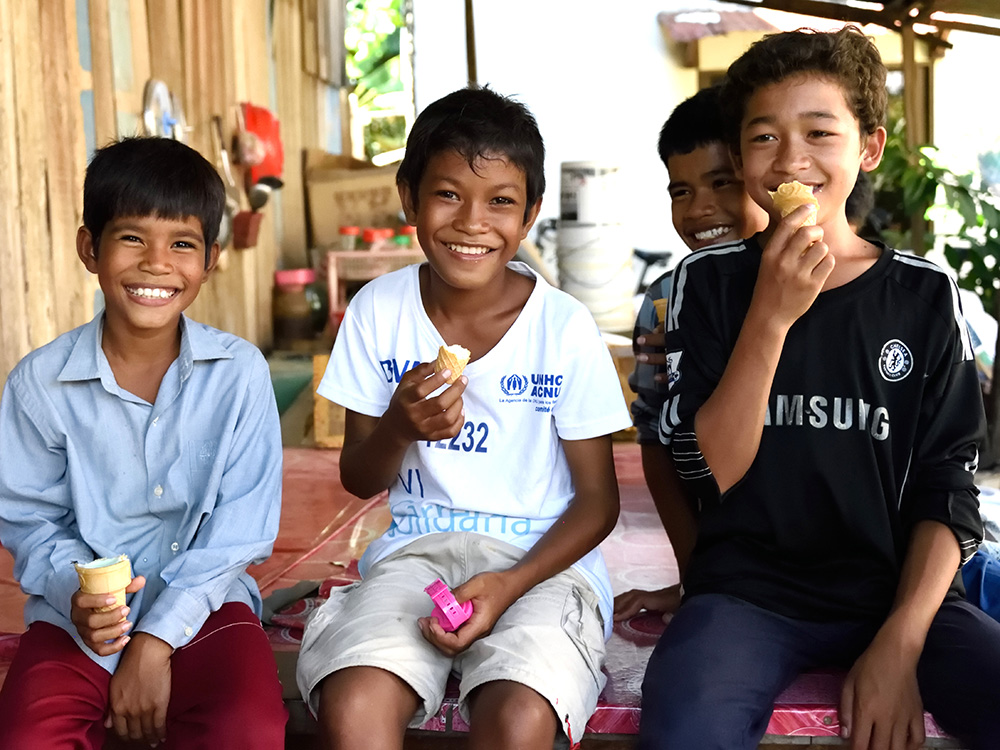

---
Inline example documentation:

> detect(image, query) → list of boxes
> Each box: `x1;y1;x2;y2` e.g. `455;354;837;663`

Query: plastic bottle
273;268;318;349
360;227;379;251
362;228;394;252
397;224;419;250
338;225;360;251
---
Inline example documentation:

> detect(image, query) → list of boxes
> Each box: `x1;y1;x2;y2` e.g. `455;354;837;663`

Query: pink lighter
424;578;473;632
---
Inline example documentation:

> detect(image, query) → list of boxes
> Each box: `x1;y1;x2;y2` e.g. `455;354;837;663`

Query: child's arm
105;632;172;745
683;207;830;493
419;434;619;655
70;576;146;656
0;373;113;623
339;362;466;498
839;520;958;748
642;443;697;576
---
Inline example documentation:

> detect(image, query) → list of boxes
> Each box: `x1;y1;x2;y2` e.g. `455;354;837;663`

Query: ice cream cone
653;298;668;324
74;555;132;613
769;181;818;226
434;344;471;385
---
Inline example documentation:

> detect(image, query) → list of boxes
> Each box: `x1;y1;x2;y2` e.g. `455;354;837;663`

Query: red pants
0;602;287;749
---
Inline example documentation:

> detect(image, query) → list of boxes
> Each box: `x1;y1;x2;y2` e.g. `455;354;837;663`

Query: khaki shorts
296;532;606;745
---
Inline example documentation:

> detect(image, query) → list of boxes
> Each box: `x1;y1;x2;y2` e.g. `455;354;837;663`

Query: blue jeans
638;593;1000;750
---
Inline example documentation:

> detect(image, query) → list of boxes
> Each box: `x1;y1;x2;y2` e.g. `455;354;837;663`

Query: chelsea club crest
878;339;912;382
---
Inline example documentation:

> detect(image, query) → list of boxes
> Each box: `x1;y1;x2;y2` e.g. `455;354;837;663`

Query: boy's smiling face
737;72;885;229
399;149;540;292
667;142;767;250
78;214;218;337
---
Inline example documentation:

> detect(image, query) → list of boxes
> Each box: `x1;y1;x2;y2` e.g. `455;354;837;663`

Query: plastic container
396;225;419;250
274;268;318;348
338;225;360;251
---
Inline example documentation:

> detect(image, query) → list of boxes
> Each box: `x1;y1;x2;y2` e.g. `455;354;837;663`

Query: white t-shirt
318;261;632;635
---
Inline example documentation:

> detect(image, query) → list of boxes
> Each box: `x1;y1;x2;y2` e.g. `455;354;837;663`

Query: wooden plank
145;0;184;93
40;0;92;337
273;0;310;269
12;0;58;349
240;0;276;347
302;0;319;77
123;0;151;132
88;0;118;146
0;0;31;388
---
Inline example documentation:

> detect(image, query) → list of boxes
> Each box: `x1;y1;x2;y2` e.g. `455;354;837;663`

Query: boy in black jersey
639;26;1000;750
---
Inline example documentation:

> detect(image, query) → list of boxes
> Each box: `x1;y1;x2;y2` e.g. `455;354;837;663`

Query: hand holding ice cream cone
75;555;132;613
434;344;471;384
769;181;818;226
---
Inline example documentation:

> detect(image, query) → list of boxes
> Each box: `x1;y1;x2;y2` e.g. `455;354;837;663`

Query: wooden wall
0;0;334;389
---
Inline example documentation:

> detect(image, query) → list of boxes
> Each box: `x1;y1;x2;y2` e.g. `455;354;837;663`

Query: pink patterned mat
261;470;955;740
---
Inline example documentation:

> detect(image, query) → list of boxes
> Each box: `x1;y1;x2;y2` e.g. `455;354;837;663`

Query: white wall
933;30;1000;178
411;0;697;254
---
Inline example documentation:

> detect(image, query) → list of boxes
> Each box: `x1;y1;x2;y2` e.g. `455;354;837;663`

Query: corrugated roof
657;9;780;42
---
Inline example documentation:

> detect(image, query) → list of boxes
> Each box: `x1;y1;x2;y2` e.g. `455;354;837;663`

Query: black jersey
659;237;985;621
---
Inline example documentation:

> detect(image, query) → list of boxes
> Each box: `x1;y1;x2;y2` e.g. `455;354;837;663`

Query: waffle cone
434;345;470;385
75;555;131;612
769;181;817;226
652;298;668;324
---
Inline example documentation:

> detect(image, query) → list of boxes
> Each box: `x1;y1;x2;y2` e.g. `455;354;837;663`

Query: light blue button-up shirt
0;314;282;672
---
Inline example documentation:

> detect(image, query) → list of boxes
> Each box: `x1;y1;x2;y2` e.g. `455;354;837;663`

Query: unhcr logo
500;374;529;396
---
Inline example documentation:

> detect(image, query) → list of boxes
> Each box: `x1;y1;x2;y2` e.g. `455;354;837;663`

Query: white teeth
128;286;175;299
693;226;732;241
447;243;491;256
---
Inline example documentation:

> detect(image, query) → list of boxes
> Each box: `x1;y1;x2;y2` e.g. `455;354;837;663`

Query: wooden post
465;0;476;87
0;0;31;385
901;23;927;255
12;1;57;349
40;0;93;337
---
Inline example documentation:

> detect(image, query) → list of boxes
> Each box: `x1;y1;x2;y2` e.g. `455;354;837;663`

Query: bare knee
468;680;558;750
317;667;420;750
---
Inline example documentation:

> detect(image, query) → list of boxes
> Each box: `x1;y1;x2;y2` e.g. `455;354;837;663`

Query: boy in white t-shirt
296;86;632;749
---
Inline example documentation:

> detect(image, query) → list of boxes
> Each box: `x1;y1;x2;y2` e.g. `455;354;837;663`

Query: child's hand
637;324;678;386
106;632;172;746
382;361;468;444
70;575;146;656
613;584;681;623
839;628;924;750
417;571;520;657
753;204;834;330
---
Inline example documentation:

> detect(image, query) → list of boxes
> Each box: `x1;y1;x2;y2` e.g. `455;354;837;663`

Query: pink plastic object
424;579;472;632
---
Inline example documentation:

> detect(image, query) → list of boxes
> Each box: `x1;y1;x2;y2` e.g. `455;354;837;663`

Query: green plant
345;0;409;160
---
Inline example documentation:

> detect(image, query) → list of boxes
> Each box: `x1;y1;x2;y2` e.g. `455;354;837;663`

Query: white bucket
560;161;622;225
557;222;635;333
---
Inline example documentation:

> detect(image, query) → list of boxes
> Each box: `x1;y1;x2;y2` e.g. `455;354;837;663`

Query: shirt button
152;417;159;425
184;626;193;637
153;485;163;497
170;542;180;552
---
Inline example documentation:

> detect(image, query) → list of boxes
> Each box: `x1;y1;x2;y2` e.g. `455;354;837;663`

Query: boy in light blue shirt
0;137;286;748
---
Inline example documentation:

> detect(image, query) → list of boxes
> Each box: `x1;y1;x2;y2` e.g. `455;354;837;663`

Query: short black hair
396;86;545;222
83;137;225;267
720;26;887;152
657;86;727;168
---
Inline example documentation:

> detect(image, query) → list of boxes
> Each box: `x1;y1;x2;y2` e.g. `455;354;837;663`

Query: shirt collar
58;314;233;385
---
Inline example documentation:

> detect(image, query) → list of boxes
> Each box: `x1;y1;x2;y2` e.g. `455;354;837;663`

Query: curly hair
720;26;887;151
